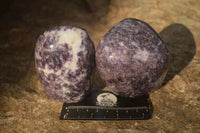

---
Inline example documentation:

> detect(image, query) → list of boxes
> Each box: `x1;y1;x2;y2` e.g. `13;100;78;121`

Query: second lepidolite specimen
35;26;95;103
96;18;169;98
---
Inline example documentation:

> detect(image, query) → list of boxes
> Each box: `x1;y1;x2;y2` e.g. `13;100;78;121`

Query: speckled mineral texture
0;0;200;132
35;26;95;103
96;18;169;97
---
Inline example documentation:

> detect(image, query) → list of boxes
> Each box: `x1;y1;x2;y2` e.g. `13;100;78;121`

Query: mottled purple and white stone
35;26;95;103
96;18;169;98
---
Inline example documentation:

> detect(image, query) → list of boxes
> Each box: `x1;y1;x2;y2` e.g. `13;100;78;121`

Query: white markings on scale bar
64;106;150;120
90;113;93;118
66;117;146;120
67;106;148;110
64;114;67;119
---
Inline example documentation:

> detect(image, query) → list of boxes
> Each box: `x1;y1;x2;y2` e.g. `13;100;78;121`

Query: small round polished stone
96;18;169;98
35;26;95;103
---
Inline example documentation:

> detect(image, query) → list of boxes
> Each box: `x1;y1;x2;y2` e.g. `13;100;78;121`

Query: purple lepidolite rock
35;26;95;103
96;18;169;98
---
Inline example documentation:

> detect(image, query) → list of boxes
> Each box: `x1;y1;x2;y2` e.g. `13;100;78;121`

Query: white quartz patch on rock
133;48;150;62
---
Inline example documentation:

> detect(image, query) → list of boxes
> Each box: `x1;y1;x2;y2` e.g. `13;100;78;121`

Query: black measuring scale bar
60;91;153;120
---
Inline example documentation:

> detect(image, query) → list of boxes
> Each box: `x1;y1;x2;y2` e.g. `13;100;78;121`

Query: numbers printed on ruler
63;106;149;120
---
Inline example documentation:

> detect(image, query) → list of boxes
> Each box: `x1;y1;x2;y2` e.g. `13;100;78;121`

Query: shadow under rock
91;67;106;91
159;23;196;85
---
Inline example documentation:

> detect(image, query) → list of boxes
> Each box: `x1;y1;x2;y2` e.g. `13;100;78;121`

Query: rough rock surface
0;0;200;132
96;18;169;97
35;26;95;103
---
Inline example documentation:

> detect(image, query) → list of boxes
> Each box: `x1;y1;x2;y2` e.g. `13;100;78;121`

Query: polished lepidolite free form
96;18;169;98
35;26;95;103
